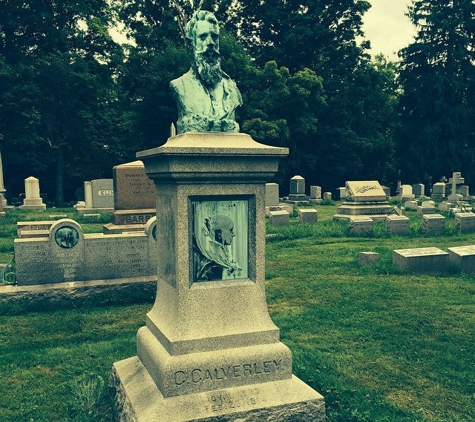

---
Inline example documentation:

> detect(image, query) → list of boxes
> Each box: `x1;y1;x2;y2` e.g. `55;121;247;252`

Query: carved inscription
354;185;378;194
98;189;113;196
118;214;154;225
204;388;265;413
173;359;283;387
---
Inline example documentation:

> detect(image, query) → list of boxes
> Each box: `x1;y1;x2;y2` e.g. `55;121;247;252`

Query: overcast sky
362;0;416;60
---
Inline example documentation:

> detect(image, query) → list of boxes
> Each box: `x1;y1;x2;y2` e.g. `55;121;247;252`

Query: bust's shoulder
170;69;194;90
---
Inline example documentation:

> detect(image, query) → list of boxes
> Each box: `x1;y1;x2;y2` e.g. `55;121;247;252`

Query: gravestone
448;171;464;202
0;195;4;217
285;175;308;204
412;183;425;198
298;208;318;223
265;183;280;207
359;252;379;266
455;212;475;233
84;181;93;208
309;185;322;200
289;175;305;199
14;218;158;285
90;179;114;209
431;182;446;201
323;191;332;201
400;184;414;201
349;216;374;234
337;187;346;200
385;215;410;235
459;185;470;199
417;205;436;216
110;132;325;421
108;161;157;229
422;214;445;234
448;245;475;272
20;177;46;210
334;180;393;221
393;247;449;274
404;200;418;210
269;209;290;225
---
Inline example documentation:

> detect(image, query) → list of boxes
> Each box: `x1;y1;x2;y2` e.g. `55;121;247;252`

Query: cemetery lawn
1;204;475;421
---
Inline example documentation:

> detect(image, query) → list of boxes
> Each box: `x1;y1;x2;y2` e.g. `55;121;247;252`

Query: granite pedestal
110;133;325;421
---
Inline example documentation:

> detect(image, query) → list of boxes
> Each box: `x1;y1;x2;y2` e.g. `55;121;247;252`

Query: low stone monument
455;212;475;233
393;247;449;274
298;208;318;223
386;215;410;235
14;218;158;285
448;245;475;272
20;176;46;210
333;180;393;221
349;216;374;234
422;214;446;235
359;251;379;266
269;209;290;225
110;11;324;422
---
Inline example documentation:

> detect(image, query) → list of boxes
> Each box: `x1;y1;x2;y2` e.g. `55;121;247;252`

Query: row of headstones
393;245;475;274
360;245;475;274
269;209;475;235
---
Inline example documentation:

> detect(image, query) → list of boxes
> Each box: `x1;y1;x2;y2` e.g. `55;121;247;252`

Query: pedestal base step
110;356;325;422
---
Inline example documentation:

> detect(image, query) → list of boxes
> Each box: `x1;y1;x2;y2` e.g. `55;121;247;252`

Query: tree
214;0;399;191
397;0;475;185
0;0;123;204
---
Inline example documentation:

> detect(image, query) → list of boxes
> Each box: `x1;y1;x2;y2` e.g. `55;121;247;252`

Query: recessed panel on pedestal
191;198;249;282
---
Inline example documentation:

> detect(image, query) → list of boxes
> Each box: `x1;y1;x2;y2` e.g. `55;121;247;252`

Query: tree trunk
55;145;65;206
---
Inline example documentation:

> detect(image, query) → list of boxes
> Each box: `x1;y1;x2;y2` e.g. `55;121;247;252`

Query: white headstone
21;177;46;210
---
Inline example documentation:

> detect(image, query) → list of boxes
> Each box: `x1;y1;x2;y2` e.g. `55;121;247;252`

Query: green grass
1;204;475;421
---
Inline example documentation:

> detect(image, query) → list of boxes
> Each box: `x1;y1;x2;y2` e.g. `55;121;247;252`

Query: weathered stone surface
265;183;280;207
113;161;156;210
90;178;114;209
298;208;318;223
448;245;475;272
349;216;374;234
110;357;325;422
0;277;156;311
359;252;379;266
386;215;410;235
422;214;445;235
393;247;449;274
269;210;290;225
454;212;475;233
111;132;325;421
15;218;158;285
345;180;386;202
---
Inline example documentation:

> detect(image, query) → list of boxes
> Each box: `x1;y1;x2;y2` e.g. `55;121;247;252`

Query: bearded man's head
185;11;222;88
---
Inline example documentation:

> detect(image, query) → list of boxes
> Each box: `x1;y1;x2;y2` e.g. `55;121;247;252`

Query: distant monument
170;10;242;134
110;11;325;422
333;180;393;221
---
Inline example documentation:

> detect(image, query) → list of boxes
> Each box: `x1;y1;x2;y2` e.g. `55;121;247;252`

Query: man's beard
194;48;222;88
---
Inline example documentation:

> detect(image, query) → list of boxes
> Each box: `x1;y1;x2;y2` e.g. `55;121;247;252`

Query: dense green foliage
397;0;475;187
1;205;475;421
1;0;475;200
